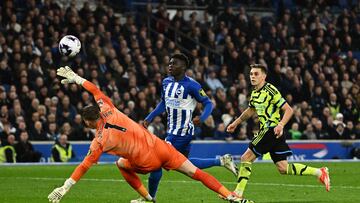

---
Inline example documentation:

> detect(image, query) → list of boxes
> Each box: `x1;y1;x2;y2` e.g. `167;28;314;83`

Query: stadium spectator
314;120;330;139
15;130;41;162
345;121;359;139
198;115;217;140
206;69;225;93
147;116;166;140
302;123;317;140
8;101;25;125
333;113;345;126
30;121;47;140
341;97;359;122
68;114;94;140
51;134;75;162
14;120;27;139
0;134;16;163
288;123;302;140
0;0;357;147
330;122;348;139
46;122;59;141
0;121;16;142
57;96;77;126
327;93;341;119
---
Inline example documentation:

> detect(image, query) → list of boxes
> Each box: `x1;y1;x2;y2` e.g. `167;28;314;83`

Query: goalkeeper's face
83;119;98;129
250;68;266;87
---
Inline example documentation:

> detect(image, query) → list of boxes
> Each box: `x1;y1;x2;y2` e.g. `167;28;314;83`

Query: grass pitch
0;162;359;203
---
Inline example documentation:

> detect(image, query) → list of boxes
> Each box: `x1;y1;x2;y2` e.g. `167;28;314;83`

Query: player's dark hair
171;53;190;69
250;64;268;74
80;105;100;121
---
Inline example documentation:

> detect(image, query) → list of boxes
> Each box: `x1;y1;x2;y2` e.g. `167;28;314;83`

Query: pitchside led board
32;140;360;163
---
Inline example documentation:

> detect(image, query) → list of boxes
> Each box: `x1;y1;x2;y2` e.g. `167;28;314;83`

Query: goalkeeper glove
48;178;76;203
56;66;86;85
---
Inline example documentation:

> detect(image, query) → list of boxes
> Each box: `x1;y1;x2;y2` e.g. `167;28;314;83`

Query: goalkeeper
47;66;253;203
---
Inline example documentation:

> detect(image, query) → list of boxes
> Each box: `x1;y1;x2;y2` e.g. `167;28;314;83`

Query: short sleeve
160;80;165;101
189;81;210;103
272;89;286;108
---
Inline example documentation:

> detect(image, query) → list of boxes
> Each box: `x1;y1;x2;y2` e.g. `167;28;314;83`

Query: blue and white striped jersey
161;76;211;136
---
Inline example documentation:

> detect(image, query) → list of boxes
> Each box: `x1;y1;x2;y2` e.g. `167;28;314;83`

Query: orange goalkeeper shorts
122;139;187;174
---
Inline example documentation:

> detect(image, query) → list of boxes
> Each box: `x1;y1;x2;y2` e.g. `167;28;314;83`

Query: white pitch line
1;176;359;190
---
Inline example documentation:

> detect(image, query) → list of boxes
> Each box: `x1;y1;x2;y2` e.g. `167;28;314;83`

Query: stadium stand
0;0;359;162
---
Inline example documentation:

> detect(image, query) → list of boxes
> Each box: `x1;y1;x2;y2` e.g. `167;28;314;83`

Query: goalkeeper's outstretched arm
48;67;105;203
47;151;101;203
47;136;102;203
57;66;114;108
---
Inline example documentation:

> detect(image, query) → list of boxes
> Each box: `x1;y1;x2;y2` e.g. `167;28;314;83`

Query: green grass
0;162;359;203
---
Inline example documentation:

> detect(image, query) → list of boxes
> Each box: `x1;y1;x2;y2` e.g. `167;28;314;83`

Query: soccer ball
58;35;81;57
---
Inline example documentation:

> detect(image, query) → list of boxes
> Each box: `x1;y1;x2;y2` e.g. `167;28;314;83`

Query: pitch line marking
1;176;359;190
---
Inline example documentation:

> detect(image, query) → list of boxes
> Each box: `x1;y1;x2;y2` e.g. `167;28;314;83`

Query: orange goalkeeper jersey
70;81;186;181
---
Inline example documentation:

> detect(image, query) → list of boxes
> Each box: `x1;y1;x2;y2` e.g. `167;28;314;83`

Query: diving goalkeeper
47;66;253;203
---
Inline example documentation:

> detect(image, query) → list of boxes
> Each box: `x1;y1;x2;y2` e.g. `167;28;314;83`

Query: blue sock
148;168;162;198
189;158;221;169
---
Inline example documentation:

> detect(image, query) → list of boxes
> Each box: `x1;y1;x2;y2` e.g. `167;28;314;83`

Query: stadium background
0;0;359;202
1;0;359;147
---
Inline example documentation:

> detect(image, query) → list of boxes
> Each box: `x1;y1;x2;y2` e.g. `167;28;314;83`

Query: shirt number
104;123;127;132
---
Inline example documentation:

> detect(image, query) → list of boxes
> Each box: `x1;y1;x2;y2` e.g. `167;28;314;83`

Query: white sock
145;194;153;201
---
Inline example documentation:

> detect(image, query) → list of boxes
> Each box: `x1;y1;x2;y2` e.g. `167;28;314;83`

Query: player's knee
116;158;125;169
240;149;257;162
277;165;287;174
240;154;251;162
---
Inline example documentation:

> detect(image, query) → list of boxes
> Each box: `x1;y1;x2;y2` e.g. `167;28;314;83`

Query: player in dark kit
226;64;330;199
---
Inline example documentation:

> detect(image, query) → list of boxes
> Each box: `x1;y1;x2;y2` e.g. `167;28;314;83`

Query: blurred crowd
0;0;359;157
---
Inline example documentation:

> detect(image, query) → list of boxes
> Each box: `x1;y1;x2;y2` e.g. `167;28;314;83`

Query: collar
254;82;267;92
96;118;105;129
171;75;187;82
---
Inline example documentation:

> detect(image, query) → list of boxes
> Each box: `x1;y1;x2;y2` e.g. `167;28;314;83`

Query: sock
235;162;252;196
137;185;153;201
189;158;221;169
117;165;152;201
191;168;231;197
148;168;162;198
286;163;320;176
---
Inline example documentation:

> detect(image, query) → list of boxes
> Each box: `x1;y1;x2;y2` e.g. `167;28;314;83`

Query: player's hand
57;66;77;84
57;66;85;85
142;120;150;128
192;116;201;126
48;186;68;203
226;123;237;133
274;124;284;138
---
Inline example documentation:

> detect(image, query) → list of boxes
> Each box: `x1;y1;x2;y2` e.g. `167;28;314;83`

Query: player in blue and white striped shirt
132;53;238;203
